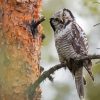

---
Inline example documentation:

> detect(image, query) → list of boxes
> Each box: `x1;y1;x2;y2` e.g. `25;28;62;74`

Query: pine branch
93;23;100;27
27;54;100;100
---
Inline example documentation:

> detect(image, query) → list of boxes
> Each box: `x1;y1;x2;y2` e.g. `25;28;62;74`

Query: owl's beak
60;18;63;23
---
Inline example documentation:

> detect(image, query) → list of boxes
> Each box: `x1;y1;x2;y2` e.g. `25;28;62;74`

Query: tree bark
0;0;43;100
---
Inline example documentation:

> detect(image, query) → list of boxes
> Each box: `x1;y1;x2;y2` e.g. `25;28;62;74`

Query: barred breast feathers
54;22;73;40
55;21;89;58
50;9;93;99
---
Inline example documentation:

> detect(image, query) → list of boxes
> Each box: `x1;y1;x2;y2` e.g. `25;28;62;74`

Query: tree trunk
0;0;43;100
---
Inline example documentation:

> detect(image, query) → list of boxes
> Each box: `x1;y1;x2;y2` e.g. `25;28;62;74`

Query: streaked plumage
50;8;94;100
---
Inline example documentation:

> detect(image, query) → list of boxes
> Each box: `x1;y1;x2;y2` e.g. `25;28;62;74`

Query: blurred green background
41;0;100;100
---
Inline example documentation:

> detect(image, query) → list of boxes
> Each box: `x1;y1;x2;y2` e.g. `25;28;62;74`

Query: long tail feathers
75;59;94;100
83;60;94;81
75;67;84;99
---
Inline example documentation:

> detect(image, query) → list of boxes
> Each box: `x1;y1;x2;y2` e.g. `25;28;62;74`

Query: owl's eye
63;12;69;19
54;18;63;24
52;18;60;24
55;18;59;22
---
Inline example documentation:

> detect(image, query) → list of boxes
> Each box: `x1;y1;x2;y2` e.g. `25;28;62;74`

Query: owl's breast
55;31;75;58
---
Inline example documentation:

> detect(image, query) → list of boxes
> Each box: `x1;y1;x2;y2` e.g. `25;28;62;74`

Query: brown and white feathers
50;8;94;100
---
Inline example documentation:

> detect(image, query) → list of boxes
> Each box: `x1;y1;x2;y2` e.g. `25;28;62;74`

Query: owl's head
50;8;74;32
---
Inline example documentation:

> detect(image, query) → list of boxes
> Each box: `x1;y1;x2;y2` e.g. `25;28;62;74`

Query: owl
50;8;94;100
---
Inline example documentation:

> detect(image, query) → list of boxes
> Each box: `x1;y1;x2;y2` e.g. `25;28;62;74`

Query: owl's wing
71;22;88;55
71;22;94;81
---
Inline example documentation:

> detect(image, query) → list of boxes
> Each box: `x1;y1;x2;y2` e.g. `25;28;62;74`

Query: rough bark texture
0;0;43;100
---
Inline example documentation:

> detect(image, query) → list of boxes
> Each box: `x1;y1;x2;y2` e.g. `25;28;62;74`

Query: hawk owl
50;8;94;100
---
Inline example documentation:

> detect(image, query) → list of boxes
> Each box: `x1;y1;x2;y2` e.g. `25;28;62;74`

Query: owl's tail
75;67;84;100
83;60;94;81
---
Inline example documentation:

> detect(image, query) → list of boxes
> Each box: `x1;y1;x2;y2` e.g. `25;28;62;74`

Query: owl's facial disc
62;8;74;24
50;8;74;31
50;17;63;31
